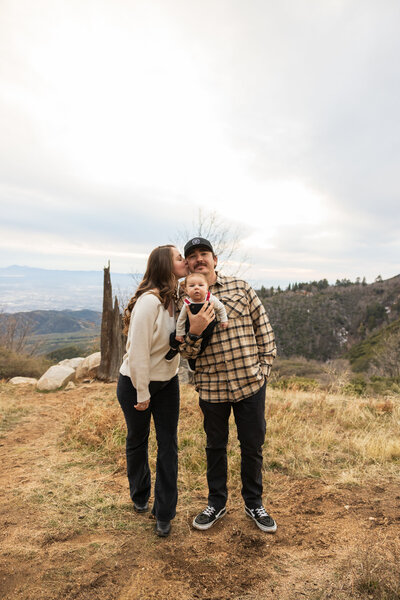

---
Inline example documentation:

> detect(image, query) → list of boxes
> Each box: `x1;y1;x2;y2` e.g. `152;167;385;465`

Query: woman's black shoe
133;502;149;513
155;520;171;537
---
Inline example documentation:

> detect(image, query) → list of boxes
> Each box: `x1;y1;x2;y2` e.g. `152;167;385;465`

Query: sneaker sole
245;508;277;533
134;504;149;513
192;507;227;530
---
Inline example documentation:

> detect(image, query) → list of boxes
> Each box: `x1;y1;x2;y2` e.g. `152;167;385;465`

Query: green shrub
46;345;86;362
270;376;319;391
272;357;326;379
368;375;400;395
343;375;367;396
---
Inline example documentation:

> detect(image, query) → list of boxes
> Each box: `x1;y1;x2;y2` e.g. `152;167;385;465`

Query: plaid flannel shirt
177;273;276;402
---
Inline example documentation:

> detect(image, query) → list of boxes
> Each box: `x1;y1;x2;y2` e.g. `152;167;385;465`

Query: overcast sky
1;0;399;287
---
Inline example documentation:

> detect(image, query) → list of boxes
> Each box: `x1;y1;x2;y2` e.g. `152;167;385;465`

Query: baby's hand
220;322;229;329
175;335;184;342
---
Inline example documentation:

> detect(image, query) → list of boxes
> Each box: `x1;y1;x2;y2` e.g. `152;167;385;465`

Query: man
179;237;277;533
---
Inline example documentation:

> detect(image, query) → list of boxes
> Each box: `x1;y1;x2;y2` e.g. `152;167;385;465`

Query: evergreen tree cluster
257;275;377;298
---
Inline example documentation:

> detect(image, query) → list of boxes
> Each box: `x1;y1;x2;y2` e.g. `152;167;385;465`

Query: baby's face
186;275;208;302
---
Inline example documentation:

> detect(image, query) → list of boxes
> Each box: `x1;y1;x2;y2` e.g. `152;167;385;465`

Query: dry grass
0;346;51;379
350;540;400;600
62;385;400;499
1;381;399;600
265;389;400;482
63;394;126;465
62;385;208;507
27;461;138;539
0;382;28;434
313;538;400;600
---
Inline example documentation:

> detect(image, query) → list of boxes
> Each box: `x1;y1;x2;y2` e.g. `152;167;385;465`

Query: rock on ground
58;358;84;369
9;377;38;385
75;352;101;380
36;365;76;392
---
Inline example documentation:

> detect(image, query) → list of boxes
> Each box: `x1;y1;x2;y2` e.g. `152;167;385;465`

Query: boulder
58;358;84;370
36;365;76;392
75;352;101;380
9;377;38;385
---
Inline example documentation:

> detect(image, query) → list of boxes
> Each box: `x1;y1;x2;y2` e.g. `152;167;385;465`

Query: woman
117;245;212;537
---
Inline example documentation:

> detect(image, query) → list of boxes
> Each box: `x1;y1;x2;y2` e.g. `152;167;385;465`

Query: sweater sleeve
175;304;188;336
212;295;228;323
127;293;160;403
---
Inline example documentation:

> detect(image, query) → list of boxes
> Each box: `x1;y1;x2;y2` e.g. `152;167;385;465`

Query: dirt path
0;383;399;600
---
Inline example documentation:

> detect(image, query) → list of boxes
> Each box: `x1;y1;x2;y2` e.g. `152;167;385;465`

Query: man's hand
135;399;150;411
220;321;229;329
187;302;215;336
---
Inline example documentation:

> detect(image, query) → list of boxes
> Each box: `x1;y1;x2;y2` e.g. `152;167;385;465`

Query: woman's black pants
116;374;180;521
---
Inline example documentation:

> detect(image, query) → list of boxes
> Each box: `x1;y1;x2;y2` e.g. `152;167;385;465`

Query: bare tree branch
0;311;35;354
173;208;250;276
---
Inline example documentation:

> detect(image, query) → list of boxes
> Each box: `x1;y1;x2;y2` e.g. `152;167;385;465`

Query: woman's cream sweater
119;292;179;403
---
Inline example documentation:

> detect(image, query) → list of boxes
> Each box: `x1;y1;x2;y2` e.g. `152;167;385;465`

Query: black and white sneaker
192;506;226;530
245;505;277;533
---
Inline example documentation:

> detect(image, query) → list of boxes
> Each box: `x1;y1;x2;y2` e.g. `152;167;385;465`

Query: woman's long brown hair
123;244;176;335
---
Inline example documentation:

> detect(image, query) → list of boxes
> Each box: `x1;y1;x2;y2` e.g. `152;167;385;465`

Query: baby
165;273;228;365
175;273;228;342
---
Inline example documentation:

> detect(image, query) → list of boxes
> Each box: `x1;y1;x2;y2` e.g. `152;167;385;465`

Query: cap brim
185;244;212;257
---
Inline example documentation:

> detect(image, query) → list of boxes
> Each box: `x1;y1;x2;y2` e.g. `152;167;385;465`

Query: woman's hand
187;302;215;336
135;399;150;411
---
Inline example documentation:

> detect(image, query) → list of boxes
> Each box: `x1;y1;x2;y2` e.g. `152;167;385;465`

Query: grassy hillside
260;275;400;364
346;316;400;373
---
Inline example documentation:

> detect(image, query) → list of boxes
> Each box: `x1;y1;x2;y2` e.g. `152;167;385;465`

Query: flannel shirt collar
211;271;225;288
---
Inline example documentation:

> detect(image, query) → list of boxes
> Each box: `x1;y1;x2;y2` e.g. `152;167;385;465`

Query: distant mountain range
0;265;266;313
1;271;400;375
2;309;102;335
0;308;102;356
0;265;141;312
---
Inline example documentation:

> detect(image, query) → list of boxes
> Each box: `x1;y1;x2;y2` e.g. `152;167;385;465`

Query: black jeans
199;382;266;511
116;374;180;521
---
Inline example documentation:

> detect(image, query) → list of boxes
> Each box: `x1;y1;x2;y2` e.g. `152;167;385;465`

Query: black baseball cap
184;237;214;258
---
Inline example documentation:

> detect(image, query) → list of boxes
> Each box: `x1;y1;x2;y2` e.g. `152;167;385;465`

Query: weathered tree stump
97;262;124;382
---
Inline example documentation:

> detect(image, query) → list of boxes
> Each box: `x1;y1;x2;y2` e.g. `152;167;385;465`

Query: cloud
1;0;399;285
